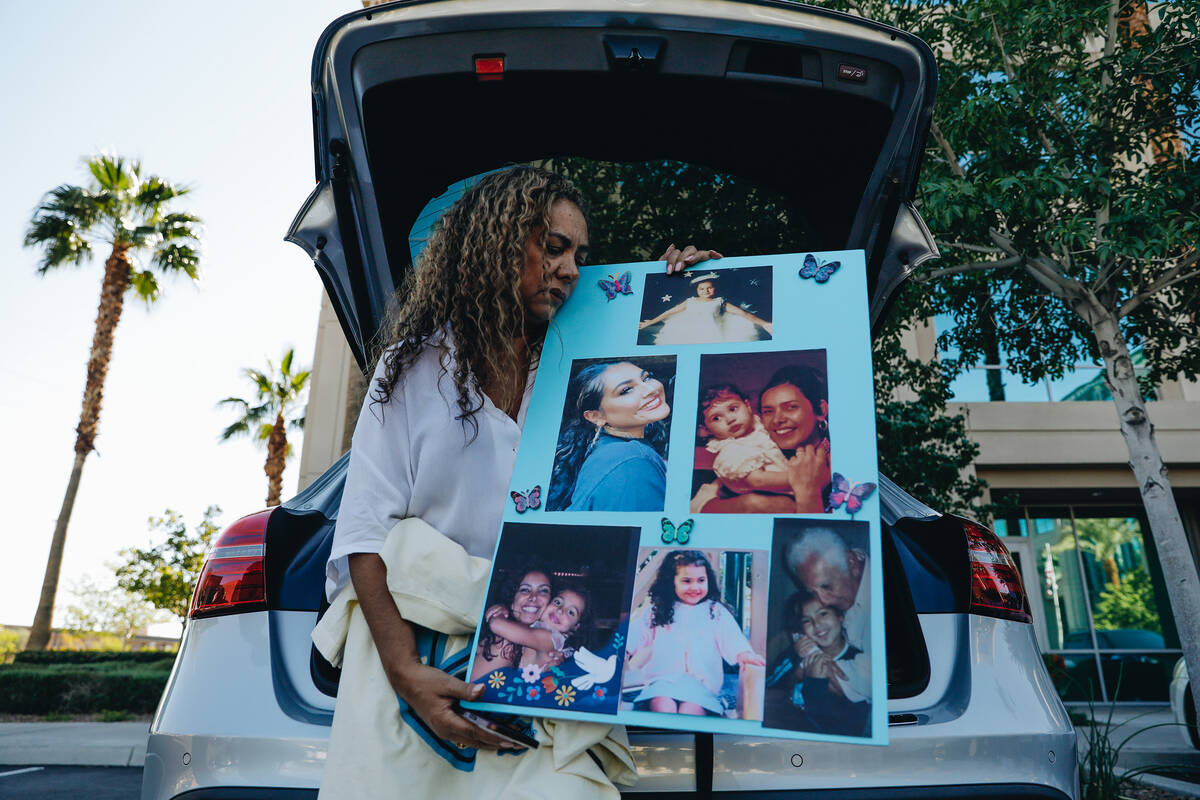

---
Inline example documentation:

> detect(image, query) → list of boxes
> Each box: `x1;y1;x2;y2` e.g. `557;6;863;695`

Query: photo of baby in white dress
638;266;773;346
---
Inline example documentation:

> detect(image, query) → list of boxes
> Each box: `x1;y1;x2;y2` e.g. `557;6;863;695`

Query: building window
996;506;1180;703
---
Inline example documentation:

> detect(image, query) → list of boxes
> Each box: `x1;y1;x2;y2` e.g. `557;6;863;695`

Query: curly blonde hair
372;166;587;437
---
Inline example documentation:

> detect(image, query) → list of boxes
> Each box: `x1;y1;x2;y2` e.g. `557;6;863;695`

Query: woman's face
761;382;825;451
510;571;552;624
695;280;715;299
540;590;586;635
674;564;709;605
583;362;670;436
519;199;589;324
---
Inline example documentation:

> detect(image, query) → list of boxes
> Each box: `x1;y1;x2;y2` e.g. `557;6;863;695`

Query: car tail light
963;519;1032;623
189;509;273;619
475;55;504;81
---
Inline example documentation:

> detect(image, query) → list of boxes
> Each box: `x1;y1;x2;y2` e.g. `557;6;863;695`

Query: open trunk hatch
288;0;937;368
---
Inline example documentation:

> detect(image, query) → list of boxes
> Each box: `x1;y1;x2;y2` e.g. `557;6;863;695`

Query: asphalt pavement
0;709;1197;797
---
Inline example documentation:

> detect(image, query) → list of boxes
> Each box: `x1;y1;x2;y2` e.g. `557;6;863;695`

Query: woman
326;167;716;773
693;364;830;514
470;567;557;681
547;360;672;512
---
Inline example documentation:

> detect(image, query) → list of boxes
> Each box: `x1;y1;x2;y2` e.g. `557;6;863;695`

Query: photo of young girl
763;520;872;738
638;266;773;346
546;355;677;512
470;522;639;716
691;350;831;515
621;548;768;720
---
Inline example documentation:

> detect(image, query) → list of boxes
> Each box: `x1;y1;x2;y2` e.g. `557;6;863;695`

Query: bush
0;661;172;714
12;649;176;666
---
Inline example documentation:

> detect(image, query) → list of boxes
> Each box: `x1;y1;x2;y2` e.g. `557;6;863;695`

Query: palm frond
246;369;273;396
217;397;251;411
136;175;190;211
39;185;103;228
290;371;312;392
151;243;201;280
219;419;251;441
24;214;93;272
87;154;138;193
255;422;275;442
129;270;161;303
289;415;306;431
157;212;202;241
281;348;294;375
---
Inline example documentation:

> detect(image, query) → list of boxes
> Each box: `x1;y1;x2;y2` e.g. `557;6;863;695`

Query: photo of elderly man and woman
470;522;640;715
690;349;831;514
764;519;872;738
620;547;768;720
638;265;773;346
546;355;677;512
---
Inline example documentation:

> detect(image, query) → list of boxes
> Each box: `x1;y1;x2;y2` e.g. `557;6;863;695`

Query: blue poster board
462;252;886;745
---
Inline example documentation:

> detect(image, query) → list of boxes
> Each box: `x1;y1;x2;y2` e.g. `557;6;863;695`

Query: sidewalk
0;721;148;767
1076;706;1200;797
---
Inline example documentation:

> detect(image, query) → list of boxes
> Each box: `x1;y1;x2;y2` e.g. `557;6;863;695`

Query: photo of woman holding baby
546;355;677;512
690;350;831;514
470;522;639;716
638;266;773;346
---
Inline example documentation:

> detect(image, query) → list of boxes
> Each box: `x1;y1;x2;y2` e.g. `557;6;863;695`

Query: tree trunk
264;413;287;507
1103;556;1121;589
1091;308;1200;710
27;244;131;651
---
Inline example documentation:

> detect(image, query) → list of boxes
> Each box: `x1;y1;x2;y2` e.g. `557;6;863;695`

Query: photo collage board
462;252;887;745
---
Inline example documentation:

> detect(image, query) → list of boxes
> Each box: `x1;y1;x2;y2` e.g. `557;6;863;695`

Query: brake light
475;55;504;81
189;509;272;619
963;519;1032;623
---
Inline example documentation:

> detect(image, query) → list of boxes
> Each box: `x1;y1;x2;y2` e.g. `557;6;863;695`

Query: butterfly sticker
799;254;841;284
597;270;633;300
829;473;877;517
660;517;694;545
510;485;542;513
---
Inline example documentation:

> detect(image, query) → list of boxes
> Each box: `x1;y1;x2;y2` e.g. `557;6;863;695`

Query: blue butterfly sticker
510;485;541;513
799;254;841;284
660;517;694;545
829;473;876;518
597;270;633;300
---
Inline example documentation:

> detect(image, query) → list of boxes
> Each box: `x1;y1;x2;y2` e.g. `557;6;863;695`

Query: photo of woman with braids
546;355;677;512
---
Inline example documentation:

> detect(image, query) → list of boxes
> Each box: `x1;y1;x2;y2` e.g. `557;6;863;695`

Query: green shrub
12;649;176;666
0;662;170;714
99;709;135;722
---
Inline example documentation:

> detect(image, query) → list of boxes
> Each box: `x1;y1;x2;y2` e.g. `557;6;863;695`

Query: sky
0;1;359;636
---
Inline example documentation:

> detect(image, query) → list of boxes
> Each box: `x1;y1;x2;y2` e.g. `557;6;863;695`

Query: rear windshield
363;72;892;274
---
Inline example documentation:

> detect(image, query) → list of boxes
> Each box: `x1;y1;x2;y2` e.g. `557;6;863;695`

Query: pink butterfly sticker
511;485;542;513
829;473;876;517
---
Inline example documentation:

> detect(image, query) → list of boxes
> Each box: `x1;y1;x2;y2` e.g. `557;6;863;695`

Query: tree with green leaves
114;507;221;623
550;157;990;516
219;349;309;506
23;154;202;651
810;0;1200;713
63;574;168;642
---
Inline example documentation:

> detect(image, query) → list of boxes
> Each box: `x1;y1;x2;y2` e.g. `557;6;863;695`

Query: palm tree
23;154;201;651
219;349;309;506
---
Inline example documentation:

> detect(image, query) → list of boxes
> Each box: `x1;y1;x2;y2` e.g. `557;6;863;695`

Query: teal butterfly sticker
660;517;694;545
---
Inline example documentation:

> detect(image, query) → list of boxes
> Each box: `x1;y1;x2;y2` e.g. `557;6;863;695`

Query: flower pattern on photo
487;671;506;689
526;685;541;700
555;685;576;706
520;663;543;684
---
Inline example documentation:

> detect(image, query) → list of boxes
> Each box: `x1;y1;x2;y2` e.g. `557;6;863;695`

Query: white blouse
325;336;535;600
626;600;754;694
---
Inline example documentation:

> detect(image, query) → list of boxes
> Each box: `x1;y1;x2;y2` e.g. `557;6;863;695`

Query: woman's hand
736;650;766;668
391;660;511;750
787;441;831;513
638;320;653;330
484;604;508;623
544;649;567;668
660;244;723;275
802;652;847;686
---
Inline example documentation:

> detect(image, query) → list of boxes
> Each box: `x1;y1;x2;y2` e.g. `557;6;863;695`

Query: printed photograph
764;519;872;737
638;265;773;346
620;547;768;721
690;350;831;515
546;355;678;512
471;522;640;715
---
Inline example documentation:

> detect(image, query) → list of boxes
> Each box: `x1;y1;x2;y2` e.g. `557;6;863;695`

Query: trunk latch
604;36;665;72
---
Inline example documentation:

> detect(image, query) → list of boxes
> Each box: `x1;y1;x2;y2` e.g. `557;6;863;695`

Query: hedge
0;661;173;714
12;649;176;666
